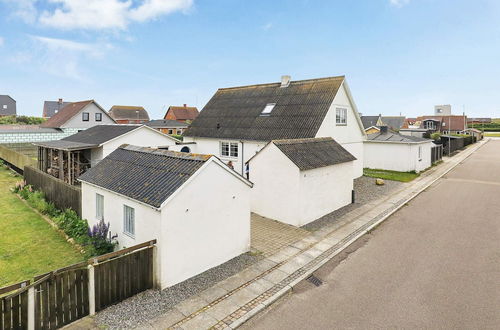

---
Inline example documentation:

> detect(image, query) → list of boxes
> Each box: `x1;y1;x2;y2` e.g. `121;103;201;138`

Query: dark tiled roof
367;131;430;143
79;145;211;208
41;100;94;128
33;140;98;151
63;125;141;145
361;116;379;129
109;106;150;121
381;116;405;130
165;106;199;121
145;119;188;128
271;137;356;171
43;100;72;118
184;76;345;141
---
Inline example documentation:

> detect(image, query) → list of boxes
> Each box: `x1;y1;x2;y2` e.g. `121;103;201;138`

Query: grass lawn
484;132;500;137
0;166;84;287
363;168;419;182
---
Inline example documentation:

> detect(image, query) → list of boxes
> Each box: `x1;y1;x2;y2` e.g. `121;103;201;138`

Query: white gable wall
315;83;365;177
61;103;115;129
249;143;301;225
363;141;433;173
299;161;354;226
160;160;251;287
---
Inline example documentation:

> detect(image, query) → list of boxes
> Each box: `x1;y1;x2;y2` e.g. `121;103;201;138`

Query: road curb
232;139;488;328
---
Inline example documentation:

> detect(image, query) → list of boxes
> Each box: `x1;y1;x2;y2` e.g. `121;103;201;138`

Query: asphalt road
243;140;500;330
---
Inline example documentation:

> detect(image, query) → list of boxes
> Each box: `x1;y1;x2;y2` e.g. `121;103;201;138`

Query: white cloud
390;0;410;7
0;0;38;23
38;0;193;30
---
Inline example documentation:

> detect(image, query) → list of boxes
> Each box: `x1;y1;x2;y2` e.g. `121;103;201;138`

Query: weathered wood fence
23;166;82;217
0;240;157;330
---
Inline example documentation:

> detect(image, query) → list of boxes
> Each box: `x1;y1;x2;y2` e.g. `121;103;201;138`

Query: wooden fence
431;144;443;164
0;240;156;330
23;166;82;217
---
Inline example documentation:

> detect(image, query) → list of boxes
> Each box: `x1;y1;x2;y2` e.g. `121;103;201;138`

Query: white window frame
336;107;347;125
2;105;7;109
95;112;102;122
123;205;135;237
220;141;239;158
96;193;104;220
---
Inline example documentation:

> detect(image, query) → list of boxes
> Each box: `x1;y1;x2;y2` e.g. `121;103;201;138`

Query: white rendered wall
315;83;365;177
298;161;354;226
160;161;251;288
249;143;301;225
62;103;115;129
363;141;433;173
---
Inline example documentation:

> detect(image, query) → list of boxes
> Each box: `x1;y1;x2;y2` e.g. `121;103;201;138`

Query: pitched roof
33;125;142;150
381;116;405;130
165;106;199;121
361;116;380;129
109;106;150;121
367;131;431;143
145;119;189;128
266;137;356;171
79;145;212;208
184;76;348;141
43;100;72;118
40;100;94;128
416;115;467;131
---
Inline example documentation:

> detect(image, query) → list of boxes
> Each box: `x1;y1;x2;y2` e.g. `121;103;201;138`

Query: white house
183;75;366;178
79;145;252;289
248;137;356;227
41;100;116;131
364;127;434;173
34;125;180;184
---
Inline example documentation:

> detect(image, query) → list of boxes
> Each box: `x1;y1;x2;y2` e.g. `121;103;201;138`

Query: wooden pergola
34;140;97;185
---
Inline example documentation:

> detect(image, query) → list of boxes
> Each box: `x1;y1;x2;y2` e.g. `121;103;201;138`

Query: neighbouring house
460;128;483;141
43;98;72;118
361;114;406;134
79;145;252;288
0;95;16;117
183;75;366;178
41;100;116;131
248;137;356;227
109;105;150;124
415;115;467;134
164;104;199;123
467;117;492;125
364;126;435;173
33;124;179;184
145;119;189;135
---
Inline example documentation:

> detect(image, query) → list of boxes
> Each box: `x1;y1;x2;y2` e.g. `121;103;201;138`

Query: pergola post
58;149;64;180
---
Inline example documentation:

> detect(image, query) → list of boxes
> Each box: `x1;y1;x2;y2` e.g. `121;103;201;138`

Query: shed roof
78;145;212;208
109;106;150;121
261;137;356;171
184;76;348;141
367;131;431;143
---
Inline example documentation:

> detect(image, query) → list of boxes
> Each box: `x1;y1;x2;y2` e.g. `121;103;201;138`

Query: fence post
28;286;35;330
88;263;96;315
152;243;161;289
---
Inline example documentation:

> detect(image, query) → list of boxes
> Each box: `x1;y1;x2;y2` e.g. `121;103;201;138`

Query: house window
176;130;182;135
82;112;89;121
168;129;173;134
336;108;347;125
123;205;135;237
95;113;102;122
424;121;436;130
261;103;276;116
2;105;7;109
221;141;238;158
96;193;104;220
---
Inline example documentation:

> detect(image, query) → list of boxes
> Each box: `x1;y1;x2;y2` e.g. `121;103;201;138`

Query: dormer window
261;103;276;116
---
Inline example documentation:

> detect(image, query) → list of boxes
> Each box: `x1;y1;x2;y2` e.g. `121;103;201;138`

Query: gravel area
303;176;405;232
95;252;262;329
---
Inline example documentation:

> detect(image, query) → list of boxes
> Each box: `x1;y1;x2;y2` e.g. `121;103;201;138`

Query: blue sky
0;0;499;118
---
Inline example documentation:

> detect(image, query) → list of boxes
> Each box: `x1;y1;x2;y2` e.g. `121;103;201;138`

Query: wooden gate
33;262;89;330
0;281;30;330
93;242;154;312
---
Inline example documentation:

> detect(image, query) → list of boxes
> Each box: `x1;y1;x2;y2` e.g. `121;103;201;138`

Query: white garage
79;144;253;289
364;127;434;173
248;137;356;227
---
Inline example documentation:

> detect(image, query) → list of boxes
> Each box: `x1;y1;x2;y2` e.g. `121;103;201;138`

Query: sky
0;0;499;119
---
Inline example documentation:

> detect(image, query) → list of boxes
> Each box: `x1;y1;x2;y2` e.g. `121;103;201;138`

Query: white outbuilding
247;137;356;227
363;127;434;173
79;145;253;289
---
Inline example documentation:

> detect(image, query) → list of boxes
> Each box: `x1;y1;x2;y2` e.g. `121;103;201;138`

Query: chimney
183;104;187;107
380;126;389;134
58;98;63;104
280;75;291;88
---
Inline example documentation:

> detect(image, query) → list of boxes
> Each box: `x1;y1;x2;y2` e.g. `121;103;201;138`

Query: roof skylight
261;103;276;116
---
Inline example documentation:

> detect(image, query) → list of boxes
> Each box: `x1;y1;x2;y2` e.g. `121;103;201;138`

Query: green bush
0;115;46;125
431;133;441;141
171;134;183;141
